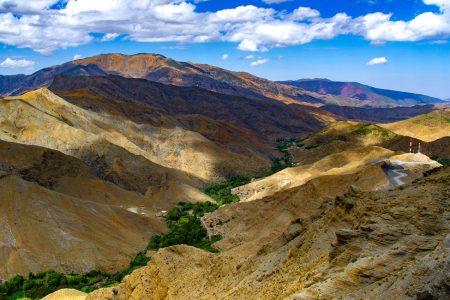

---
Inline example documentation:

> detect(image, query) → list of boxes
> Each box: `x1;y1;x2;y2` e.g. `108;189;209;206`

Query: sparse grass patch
353;125;391;137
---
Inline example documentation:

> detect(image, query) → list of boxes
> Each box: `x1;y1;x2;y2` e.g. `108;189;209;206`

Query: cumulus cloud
0;57;35;68
367;57;388;65
101;33;119;42
0;0;449;54
250;58;268;66
222;54;229;60
288;7;320;21
73;54;82;60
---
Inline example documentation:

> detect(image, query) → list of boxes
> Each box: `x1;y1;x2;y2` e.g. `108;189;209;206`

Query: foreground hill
80;158;448;300
281;79;444;107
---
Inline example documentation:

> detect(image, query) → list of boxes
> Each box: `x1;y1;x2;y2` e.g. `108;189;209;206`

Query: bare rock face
85;166;450;300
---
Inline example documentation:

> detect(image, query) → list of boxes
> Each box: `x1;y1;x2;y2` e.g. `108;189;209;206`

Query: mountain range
0;53;445;110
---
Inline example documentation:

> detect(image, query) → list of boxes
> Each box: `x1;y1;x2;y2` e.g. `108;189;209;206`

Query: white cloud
101;33;119;42
367;56;388;65
0;0;58;14
288;7;320;21
250;58;268;66
355;11;450;43
0;0;449;54
237;39;258;51
244;54;254;59
0;57;35;68
222;54;229;60
73;54;82;60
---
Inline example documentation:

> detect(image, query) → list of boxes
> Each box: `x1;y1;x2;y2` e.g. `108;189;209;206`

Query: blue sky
0;0;449;99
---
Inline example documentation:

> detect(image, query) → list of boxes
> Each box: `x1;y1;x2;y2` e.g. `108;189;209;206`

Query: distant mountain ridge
0;53;319;105
0;53;443;108
280;79;444;107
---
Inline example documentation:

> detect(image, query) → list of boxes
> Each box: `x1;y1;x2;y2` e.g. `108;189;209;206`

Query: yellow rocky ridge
379;110;450;142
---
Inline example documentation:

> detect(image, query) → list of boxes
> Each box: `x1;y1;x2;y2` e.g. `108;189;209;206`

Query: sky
0;0;449;99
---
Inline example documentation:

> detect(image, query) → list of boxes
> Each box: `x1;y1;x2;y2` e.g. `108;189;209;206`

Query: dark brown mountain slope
49;75;336;144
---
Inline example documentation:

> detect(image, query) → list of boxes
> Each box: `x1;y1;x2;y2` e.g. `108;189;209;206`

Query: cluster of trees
204;176;251;205
271;137;307;172
148;201;221;253
0;249;151;299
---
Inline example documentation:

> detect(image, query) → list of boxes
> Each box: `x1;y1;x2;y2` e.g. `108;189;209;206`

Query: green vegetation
204;175;251;205
0;251;149;300
353;124;391;137
271;151;293;172
270;137;305;172
148;201;221;253
0;201;223;300
432;156;450;166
